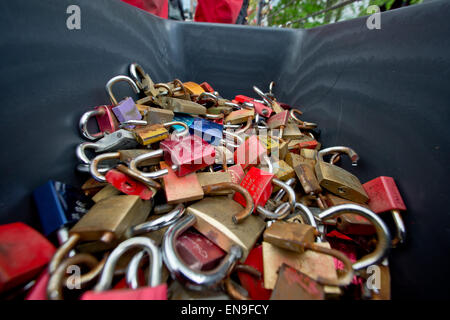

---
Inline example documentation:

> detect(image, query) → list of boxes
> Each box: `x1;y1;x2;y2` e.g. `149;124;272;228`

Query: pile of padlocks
0;63;407;300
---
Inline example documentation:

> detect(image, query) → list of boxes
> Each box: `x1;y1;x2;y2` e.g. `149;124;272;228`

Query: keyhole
337;187;346;194
123;181;136;192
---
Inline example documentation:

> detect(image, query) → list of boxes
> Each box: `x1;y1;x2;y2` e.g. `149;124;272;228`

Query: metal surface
0;0;449;299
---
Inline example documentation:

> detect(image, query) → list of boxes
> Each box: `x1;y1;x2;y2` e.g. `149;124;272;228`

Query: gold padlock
224;109;255;125
144;106;174;125
48;195;152;273
133;121;189;145
283;123;303;139
183;81;205;96
315;146;369;204
92;185;121;203
156;96;207;115
187;183;264;262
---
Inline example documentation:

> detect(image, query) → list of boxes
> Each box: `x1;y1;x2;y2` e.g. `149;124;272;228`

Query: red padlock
95;105;119;134
25;269;50;300
226;164;246;184
297;140;319;150
176;229;226;271
236;245;272;300
161;135;216;177
200;82;215;93
234;135;267;169
234;167;274;212
363;176;407;246
235;95;273;117
0;223;55;294
327;231;360;285
105;169;154;200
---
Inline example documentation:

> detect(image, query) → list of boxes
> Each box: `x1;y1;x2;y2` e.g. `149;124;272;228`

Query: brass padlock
48;195;152;274
224;109;255;124
156;96;207;115
286;152;322;195
282;123;303;139
92;185;121;203
144;106;174;125
186;187;264;262
133;121;189;145
315;146;369;204
129;63;159;97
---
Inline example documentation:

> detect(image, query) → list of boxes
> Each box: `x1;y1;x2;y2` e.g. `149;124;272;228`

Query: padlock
214;145;234;167
0;223;55;294
223;264;261;300
315;146;369;204
76;129;139;166
186;191;264;261
159;161;205;204
224;109;255;125
362;176;407;246
33;180;93;236
105;169;154;200
81;177;108;197
256;179;297;220
325;193;376;235
234;135;267;169
196;172;233;195
200;82;215;93
105;75;142;125
129;63;159;97
282;123;304;140
156;96;207;115
225;164;246;184
270;264;325;300
172;114;195;132
253;86;284;113
271;160;295;182
48;195;152;273
235;95;273;117
133;121;189;145
176;228;226;271
160;135;216;176
81;237;167;300
92;184;122;203
183;81;205;96
233;167;274;212
287;152;323;195
118;149;162;166
236;245;272;300
189;117;224;146
144;106;174;125
162;214;243;290
266;110;289;138
78;105;119;140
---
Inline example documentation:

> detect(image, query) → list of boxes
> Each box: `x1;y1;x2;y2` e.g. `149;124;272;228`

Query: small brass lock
315;146;369;204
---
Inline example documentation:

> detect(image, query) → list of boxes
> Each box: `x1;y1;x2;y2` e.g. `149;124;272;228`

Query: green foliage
264;0;423;29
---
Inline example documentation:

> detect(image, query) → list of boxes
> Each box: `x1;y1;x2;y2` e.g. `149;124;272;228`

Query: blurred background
122;0;426;27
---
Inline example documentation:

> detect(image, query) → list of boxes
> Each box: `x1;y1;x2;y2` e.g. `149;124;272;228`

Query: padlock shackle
318;146;359;166
197;92;218;106
48;233;81;274
253;85;273;108
105;75;140;106
162;214;242;291
234;116;253;135
293;202;322;242
289;109;304;125
257;201;291;220
224;264;261;300
95;237;162;291
119;119;148;129
76;142;100;164
129;63;147;85
204;113;224;120
273;178;296;212
163;121;190;138
154;83;173;97
273;177;295;202
129;149;174;179
126;250;146;289
90;152;120;183
47;253;99;300
79;108;106;141
126;204;185;237
202;182;254;224
317;204;392;271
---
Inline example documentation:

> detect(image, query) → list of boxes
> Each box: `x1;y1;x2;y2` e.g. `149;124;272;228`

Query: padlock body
234;167;274;212
33;180;92;236
183;81;205;96
267;110;289;129
282;123;303;139
105;169;153;200
187;196;265;262
189;118;223;146
161;135;215;176
145;107;174;125
226;164;246;184
112;97;142;124
95;105;119;134
315;161;369;203
224;109;255;124
263;221;316;253
362;176;406;213
234;135;266;169
176;229;226;271
0;223;55;293
134;124;169;145
172;114;195;132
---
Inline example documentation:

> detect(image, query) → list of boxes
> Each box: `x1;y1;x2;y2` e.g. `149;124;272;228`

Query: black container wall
0;0;449;299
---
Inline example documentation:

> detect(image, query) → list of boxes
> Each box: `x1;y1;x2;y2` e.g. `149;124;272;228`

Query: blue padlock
189;118;223;146
33;181;93;236
172;114;195;132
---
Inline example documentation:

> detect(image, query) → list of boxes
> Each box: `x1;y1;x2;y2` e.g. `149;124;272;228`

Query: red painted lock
234;135;267;169
237;245;272;300
25;269;50;300
81;237;167;300
95;105;119;135
297;140;319;150
235;95;273;117
233;167;274;212
267;110;289;129
327;232;360;285
161;135;216;177
363;176;407;246
0;223;55;294
176;229;226;271
105;169;153;200
200;82;215;93
226;164;246;184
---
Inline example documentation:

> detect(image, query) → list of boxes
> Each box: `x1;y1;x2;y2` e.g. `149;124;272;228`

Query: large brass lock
315;146;369;204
